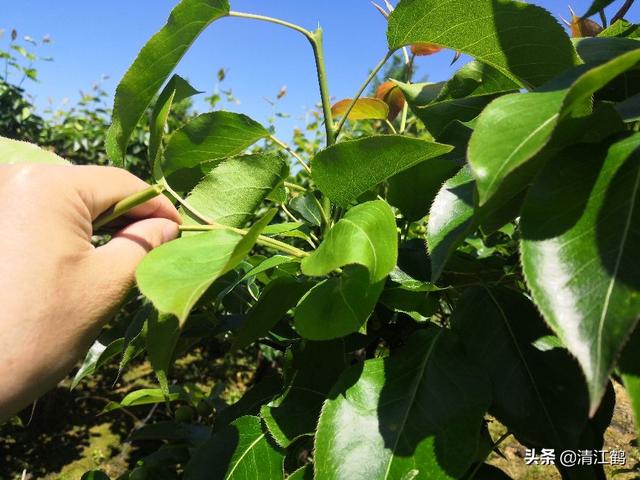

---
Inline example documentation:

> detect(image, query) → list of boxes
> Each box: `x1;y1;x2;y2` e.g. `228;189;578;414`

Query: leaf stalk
92;183;165;231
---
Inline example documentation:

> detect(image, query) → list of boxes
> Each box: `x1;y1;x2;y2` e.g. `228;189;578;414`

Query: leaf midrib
594;159;640;383
226;430;265;479
484;288;563;447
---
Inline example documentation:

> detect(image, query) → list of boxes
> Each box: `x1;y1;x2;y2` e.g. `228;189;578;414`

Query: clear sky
1;1;638;141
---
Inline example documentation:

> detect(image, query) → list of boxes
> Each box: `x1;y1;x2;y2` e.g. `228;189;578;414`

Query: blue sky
1;1;637;141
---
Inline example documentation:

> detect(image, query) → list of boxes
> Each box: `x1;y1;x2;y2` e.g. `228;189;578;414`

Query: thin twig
270;135;311;174
612;0;635;23
335;50;394;138
281;203;301;223
385;119;398;134
599;9;608;28
284;181;307;192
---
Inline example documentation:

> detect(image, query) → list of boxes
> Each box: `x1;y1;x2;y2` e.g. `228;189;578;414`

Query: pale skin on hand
0;164;181;421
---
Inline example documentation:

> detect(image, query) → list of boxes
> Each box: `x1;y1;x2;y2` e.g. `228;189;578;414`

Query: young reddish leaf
330;97;389;121
565;7;604;37
375;81;406;120
411;42;443;56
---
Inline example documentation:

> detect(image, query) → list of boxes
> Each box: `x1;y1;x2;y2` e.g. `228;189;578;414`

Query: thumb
87;218;179;306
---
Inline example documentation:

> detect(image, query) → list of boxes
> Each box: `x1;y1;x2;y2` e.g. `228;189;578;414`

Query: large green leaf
453;287;613;479
469;48;640;207
136;211;275;323
395;82;496;139
162;111;269;176
387;0;579;88
149;74;200;175
182;153;288;227
291;193;323;227
302;200;398;283
106;0;230;165
231;277;314;351
261;340;345;447
435;61;521;103
184;415;284;480
521;134;640;413
294;267;384;341
312;135;452;207
314;328;490;480
0;136;68;165
427;166;476;281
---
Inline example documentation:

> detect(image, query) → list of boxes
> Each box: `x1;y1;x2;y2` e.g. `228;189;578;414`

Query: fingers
87;218;179;301
68;165;180;223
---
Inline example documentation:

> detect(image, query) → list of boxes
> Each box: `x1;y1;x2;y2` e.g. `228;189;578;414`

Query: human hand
0;164;180;420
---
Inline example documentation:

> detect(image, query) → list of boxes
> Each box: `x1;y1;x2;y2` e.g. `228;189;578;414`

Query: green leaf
0;136;68;165
469;48;640;207
181;153;288;227
149;74;200;174
387;0;579;88
106;0;230;165
331;98;389;120
232;277;314;351
380;285;438;320
521;134;640;413
452;287;613;473
117;305;151;379
575;37;640;64
436;60;521;103
184;416;284;480
312;135;452;207
103;387;184;413
291;193;323;227
261;340;345;447
395;61;519;138
583;0;617;19
427;166;476;282
147;312;180;396
295;267;384;341
216;255;300;304
598;20;640;38
163;112;270;176
289;465;313;480
137;211;276;323
302;200;398;283
72;339;123;389
315;328;490;480
387;157;459;221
